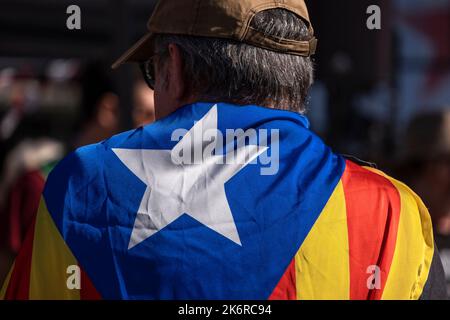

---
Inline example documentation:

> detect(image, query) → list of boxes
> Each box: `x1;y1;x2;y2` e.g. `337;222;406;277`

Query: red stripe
342;161;401;299
268;259;296;300
80;268;102;300
8;170;44;253
4;216;37;300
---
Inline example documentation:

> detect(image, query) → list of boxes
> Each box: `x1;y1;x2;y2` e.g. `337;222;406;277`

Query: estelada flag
1;103;435;299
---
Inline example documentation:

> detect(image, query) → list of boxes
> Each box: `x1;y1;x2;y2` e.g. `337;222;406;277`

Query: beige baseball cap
112;0;317;69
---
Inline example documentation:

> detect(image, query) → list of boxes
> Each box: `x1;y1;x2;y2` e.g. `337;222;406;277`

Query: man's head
113;0;317;120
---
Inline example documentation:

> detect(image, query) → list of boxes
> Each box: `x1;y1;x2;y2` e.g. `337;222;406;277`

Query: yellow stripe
295;181;350;299
364;168;434;300
29;198;80;300
0;263;15;300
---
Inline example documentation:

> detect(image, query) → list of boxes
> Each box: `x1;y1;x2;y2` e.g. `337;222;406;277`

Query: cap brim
111;33;154;69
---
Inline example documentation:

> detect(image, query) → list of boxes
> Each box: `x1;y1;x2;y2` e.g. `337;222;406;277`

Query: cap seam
239;39;313;57
247;33;317;57
247;26;314;45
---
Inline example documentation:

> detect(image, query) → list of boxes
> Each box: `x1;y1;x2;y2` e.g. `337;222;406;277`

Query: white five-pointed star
113;105;267;249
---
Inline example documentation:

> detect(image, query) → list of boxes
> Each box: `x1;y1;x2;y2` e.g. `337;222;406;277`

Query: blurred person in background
397;109;450;294
0;62;121;286
72;62;121;149
0;138;63;280
132;79;155;128
0;69;65;284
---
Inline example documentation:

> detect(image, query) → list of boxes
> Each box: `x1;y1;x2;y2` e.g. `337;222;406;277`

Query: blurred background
0;0;449;294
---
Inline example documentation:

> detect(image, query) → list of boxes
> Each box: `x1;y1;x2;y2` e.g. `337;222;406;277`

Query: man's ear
167;43;186;101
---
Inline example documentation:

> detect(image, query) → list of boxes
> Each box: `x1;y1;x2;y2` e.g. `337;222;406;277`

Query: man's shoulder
339;159;437;299
340;158;433;239
342;158;419;204
45;128;143;196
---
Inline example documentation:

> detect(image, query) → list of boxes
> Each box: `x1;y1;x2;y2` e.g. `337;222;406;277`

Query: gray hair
154;9;314;113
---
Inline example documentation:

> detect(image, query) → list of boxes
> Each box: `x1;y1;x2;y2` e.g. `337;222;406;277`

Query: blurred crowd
0;60;156;285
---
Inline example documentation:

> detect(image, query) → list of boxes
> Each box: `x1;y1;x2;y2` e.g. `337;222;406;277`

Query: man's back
1;103;443;299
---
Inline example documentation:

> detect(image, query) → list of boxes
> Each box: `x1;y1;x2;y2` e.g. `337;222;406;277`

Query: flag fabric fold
1;103;434;300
